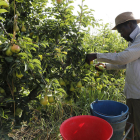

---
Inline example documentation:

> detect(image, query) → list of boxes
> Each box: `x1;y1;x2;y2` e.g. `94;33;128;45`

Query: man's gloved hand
85;53;97;64
95;63;106;71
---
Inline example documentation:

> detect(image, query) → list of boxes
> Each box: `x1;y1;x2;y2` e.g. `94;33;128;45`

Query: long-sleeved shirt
97;25;140;99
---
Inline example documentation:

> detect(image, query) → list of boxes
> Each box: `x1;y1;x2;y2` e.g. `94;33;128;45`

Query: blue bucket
110;114;129;140
90;99;129;123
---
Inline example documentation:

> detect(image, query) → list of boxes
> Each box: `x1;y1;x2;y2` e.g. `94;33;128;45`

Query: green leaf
0;9;8;14
4;98;15;103
32;59;41;65
0;107;4;117
34;63;42;70
28;63;34;70
0;16;5;20
5;57;14;62
33;44;39;48
0;1;8;6
23;37;32;42
45;78;49;83
18;53;28;59
41;43;47;48
29;47;36;51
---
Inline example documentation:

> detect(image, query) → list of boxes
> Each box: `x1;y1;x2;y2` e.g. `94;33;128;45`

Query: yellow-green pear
59;78;66;86
70;84;75;91
77;81;82;88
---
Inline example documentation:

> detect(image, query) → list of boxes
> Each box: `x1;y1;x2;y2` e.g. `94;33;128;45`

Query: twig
6;80;13;97
12;0;17;43
12;79;15;117
7;80;15;117
0;22;10;38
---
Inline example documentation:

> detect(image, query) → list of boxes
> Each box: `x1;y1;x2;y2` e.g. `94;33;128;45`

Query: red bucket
60;115;113;140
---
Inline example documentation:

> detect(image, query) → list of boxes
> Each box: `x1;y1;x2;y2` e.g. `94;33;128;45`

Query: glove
85;53;97;64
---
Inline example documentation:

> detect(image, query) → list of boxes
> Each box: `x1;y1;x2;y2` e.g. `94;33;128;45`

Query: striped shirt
97;25;140;99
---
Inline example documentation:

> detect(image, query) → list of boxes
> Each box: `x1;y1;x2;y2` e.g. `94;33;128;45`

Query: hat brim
112;19;140;30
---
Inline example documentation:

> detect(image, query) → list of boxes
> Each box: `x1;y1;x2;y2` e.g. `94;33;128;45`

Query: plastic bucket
110;114;129;140
90;100;129;123
60;115;113;140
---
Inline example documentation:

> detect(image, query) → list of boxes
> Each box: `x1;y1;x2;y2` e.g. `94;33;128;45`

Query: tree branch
0;22;11;38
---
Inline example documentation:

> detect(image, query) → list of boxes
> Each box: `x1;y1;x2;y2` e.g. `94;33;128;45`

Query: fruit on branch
70;84;75;91
59;78;66;86
98;65;104;70
72;71;76;77
90;61;93;65
21;23;26;32
40;95;48;105
56;0;62;4
11;44;20;53
77;80;82;88
15;25;19;32
47;95;55;103
5;47;12;56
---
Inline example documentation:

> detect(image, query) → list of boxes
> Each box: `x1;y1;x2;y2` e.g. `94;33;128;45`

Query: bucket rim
110;114;129;124
60;115;113;140
90;100;129;119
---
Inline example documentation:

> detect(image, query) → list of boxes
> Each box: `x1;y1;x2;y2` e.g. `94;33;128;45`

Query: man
85;12;140;140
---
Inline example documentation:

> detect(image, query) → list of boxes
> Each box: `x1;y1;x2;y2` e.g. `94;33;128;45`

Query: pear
72;71;76;77
47;95;55;103
90;61;93;65
57;0;62;4
40;95;48;105
70;84;75;91
98;65;104;70
16;25;19;32
77;81;82;88
59;78;66;86
5;47;12;56
21;24;26;32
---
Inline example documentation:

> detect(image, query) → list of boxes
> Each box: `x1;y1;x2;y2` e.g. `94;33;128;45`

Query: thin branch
12;0;17;43
0;22;10;38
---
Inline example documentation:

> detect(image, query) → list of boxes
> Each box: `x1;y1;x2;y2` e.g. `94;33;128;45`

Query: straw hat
112;12;140;30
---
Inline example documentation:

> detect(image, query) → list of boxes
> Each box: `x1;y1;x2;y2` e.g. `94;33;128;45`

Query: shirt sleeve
106;63;126;70
97;36;140;65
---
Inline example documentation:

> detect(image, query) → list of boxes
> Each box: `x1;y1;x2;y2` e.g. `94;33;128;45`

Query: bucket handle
95;99;98;103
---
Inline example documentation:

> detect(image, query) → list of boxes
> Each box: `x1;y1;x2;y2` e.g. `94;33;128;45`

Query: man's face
117;23;133;41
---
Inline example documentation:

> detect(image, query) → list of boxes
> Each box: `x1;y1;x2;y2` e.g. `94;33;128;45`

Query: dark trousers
126;99;140;140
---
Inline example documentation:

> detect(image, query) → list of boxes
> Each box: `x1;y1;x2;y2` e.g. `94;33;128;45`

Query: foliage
0;0;128;139
0;0;100;139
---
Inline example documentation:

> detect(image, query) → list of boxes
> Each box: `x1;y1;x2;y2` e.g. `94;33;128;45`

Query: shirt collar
129;25;140;42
